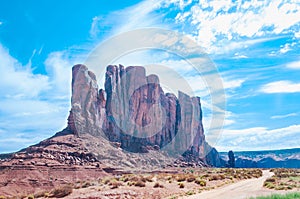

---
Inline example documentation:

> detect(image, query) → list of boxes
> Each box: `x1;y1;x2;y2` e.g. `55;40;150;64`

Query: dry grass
134;181;146;187
178;182;185;188
154;182;164;188
49;185;73;198
264;169;300;190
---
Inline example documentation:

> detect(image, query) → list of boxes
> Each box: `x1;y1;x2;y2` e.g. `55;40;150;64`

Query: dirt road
181;170;294;199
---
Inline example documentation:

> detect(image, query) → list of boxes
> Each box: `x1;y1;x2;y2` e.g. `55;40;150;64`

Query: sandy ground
181;170;299;199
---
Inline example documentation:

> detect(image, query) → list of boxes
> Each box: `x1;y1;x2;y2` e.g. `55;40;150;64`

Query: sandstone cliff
68;64;222;167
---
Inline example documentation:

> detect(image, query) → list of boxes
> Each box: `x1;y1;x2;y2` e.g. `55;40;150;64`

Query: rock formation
228;150;235;168
68;64;222;166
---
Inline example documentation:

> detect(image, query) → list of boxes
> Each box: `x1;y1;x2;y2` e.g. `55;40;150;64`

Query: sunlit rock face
68;64;222;166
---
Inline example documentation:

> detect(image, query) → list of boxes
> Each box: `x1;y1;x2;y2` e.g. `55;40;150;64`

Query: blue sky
0;0;299;153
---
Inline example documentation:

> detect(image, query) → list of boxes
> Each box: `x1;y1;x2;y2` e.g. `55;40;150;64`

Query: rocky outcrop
228;150;235;168
68;64;221;166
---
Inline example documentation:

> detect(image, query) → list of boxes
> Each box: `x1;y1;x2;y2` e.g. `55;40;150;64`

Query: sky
0;0;300;153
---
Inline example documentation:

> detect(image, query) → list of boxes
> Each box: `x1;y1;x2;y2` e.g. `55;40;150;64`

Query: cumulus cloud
279;42;296;54
172;0;300;53
260;80;300;93
216;124;300;151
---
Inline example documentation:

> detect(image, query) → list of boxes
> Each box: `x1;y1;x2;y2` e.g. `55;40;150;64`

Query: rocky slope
68;64;222;166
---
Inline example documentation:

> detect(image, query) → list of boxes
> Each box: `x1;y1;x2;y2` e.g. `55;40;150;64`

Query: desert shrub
130;176;141;182
195;179;206;186
287;185;293;190
275;186;285;190
265;178;276;183
119;176;127;182
153;182;164;188
264;182;275;189
219;174;226;180
134;181;146;187
33;191;48;198
27;195;34;199
103;178;110;185
176;175;186;182
109;180;122;189
202;174;210;178
81;181;92;188
186;190;195;195
49;185;73;198
144;175;154;182
186;175;196;182
74;183;81;189
178;182;185;188
209;175;220;181
127;181;134;186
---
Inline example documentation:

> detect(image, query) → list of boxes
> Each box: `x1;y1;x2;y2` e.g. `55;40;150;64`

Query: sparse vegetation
33;191;48;198
109;179;123;189
176;175;186;182
1;168;267;199
195;178;206;186
186;175;196;182
81;181;92;188
264;169;300;190
178;182;185;188
154;182;164;188
134;180;146;187
27;194;34;199
49;185;73;198
186;190;195;195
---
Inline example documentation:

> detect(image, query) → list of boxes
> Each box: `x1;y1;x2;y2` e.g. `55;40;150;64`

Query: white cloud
260;80;300;93
223;78;245;90
90;0;166;38
280;44;291;54
216;124;300;151
271;113;297;119
0;44;74;153
233;53;248;59
0;44;50;98
44;51;74;98
172;0;300;53
286;60;300;69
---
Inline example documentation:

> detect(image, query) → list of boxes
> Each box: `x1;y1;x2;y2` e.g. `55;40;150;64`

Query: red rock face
68;64;222;166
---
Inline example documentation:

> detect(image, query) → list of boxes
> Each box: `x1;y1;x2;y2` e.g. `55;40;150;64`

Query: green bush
250;192;300;199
